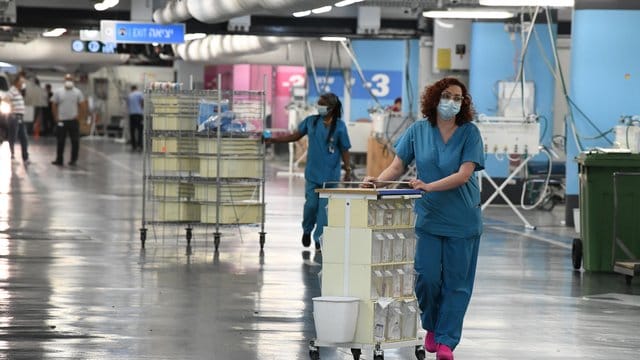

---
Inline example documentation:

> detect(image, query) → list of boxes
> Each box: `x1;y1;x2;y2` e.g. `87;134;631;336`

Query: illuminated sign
100;20;185;44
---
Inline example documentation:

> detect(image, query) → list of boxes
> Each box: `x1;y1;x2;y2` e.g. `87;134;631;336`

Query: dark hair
420;77;474;126
394;97;402;104
131;85;138;91
318;92;342;143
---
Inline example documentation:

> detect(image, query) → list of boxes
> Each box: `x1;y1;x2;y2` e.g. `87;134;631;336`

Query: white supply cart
310;187;426;360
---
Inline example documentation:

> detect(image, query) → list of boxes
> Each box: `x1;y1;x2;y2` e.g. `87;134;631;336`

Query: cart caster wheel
185;227;193;245
373;346;384;360
139;228;147;249
259;231;266;250
308;341;320;360
214;233;221;252
625;275;633;285
415;345;426;360
572;238;582;270
351;348;361;360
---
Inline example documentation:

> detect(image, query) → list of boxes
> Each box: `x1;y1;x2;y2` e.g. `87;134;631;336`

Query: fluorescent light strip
335;0;364;7
321;36;347;42
293;10;312;17
42;28;67;37
480;0;574;6
312;6;333;14
423;9;515;19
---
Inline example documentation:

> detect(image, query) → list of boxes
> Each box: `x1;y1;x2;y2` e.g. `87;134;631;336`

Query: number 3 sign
351;70;402;100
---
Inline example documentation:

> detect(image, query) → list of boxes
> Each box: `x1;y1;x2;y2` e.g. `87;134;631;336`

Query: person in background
127;85;144;151
42;84;55;136
390;97;402;112
30;78;48;137
51;74;85;166
5;73;29;164
363;78;484;360
266;93;352;251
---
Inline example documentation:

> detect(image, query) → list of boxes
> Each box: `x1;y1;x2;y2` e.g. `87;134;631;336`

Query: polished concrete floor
0;137;638;359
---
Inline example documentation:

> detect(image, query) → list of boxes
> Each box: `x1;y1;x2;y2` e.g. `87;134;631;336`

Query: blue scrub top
395;120;485;238
298;115;352;184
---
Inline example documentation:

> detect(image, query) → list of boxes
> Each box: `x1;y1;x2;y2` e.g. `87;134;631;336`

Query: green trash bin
576;152;640;272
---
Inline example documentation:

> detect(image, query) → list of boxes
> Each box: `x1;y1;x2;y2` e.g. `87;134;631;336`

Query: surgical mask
64;81;74;89
317;105;328;116
437;99;461;120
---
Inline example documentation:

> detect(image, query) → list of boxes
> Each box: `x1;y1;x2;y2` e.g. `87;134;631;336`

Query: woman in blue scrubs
267;93;352;250
364;78;484;360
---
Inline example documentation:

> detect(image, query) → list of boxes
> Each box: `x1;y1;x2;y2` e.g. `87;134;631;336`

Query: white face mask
317;105;328;116
64;81;74;89
20;82;26;90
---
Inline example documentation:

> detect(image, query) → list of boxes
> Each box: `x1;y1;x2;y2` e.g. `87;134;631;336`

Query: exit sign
100;20;185;44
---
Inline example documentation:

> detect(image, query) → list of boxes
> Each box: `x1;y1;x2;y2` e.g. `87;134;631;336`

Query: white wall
174;60;205;90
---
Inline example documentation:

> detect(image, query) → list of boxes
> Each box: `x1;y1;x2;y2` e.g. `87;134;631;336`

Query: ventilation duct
174;35;300;62
153;0;191;24
0;37;129;66
154;0;337;24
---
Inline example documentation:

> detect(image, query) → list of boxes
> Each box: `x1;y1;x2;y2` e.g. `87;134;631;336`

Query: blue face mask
317;105;329;116
437;99;461;121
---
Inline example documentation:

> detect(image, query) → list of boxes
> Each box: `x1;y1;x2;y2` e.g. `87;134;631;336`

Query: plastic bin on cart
575;152;640;271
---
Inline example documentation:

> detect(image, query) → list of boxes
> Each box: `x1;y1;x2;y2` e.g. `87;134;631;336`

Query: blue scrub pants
302;180;328;244
414;227;480;350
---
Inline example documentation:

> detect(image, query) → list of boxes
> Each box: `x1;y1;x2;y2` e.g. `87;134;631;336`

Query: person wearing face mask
5;73;29;163
363;78;484;360
265;93;352;251
51;74;86;166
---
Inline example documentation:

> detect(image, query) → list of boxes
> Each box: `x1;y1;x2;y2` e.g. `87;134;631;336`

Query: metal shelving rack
140;79;267;252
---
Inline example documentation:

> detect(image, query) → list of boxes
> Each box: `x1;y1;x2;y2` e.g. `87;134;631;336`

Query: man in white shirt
5;73;29;163
51;74;85;166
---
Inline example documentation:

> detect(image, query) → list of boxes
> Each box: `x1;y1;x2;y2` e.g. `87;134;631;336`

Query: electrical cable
305;41;321;96
520;146;553;210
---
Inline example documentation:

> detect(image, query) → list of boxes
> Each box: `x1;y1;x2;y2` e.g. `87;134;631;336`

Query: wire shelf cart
310;187;426;360
140;83;267;251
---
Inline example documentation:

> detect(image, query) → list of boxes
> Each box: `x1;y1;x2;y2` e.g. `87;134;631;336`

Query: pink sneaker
436;344;454;360
425;331;437;353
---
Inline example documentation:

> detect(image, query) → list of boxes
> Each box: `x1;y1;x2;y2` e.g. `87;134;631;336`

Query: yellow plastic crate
152;182;195;199
151;155;199;173
152;137;198;154
200;202;263;224
156;201;200;222
151;115;197;131
199;157;262;178
197;138;261;155
194;183;259;202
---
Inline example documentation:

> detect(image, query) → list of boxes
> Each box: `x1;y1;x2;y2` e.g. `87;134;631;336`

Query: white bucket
371;112;387;135
573;208;580;234
313;296;360;343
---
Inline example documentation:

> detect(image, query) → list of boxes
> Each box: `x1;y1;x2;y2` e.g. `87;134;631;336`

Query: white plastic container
573;208;580;234
313;296;360;343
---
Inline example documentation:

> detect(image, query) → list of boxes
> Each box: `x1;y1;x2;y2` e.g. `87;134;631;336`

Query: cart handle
322;181;411;189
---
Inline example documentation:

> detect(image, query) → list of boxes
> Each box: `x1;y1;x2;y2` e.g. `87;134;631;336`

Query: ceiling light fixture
184;33;207;41
335;0;364;7
423;9;515;19
480;0;574;6
42;28;67;37
94;0;120;11
293;10;312;17
312;6;333;14
321;36;348;42
435;20;455;29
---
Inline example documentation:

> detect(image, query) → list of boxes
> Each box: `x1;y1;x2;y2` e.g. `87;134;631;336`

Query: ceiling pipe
154;0;337;24
174;35;300;62
0;37;129;66
153;0;191;24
